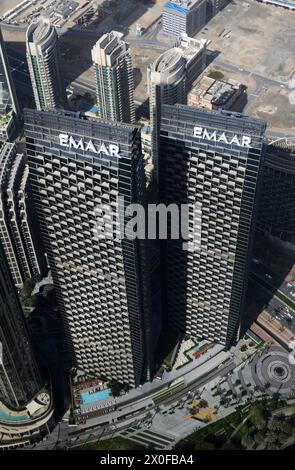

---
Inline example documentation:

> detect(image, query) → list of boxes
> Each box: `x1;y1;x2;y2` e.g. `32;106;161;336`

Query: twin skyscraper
1;19;266;390
24;104;266;387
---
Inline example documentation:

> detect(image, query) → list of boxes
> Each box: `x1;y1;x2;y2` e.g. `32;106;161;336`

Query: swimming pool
0;409;29;422
80;389;111;405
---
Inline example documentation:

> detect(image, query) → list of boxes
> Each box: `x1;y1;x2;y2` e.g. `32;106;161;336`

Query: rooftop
162;104;267;136
92;31;128;66
155;48;183;73
0;392;51;424
152;34;207;74
164;0;202;14
189;76;242;106
27;19;53;45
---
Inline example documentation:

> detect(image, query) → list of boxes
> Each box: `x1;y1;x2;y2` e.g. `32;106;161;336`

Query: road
250;261;295;334
6;30;292;131
29;359;235;450
6;46;145;109
251;261;295;309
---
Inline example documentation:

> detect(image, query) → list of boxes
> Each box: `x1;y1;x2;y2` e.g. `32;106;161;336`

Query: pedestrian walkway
119;427;175;450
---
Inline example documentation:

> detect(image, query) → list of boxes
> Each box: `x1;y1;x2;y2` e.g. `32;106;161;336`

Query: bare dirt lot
202;0;295;82
3;0;295;133
0;0;23;17
248;87;295;132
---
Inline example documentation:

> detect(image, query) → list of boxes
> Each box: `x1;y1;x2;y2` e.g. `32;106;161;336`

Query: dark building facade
0;27;20;142
24;108;152;387
0;242;42;409
159;105;266;346
256;141;295;246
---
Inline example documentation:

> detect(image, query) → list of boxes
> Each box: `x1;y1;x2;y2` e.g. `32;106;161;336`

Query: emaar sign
59;134;121;158
193;127;252;148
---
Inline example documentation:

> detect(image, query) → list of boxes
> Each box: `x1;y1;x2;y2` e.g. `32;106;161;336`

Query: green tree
242;433;254;449
198;441;215;450
254;430;265;444
107;380;130;397
199;399;208;408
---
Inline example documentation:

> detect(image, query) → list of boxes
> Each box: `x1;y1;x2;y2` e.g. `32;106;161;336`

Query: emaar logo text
193;126;252;148
59;134;121;158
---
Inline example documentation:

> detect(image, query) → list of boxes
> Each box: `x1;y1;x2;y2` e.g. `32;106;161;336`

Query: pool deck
0;401;30;422
78;394;115;415
73;383;114;415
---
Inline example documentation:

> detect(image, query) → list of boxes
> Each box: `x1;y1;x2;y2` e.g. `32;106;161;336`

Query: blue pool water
0;409;29;421
79;103;99;113
80;389;111;405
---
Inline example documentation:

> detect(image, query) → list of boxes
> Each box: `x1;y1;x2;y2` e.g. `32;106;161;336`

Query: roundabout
251;347;295;395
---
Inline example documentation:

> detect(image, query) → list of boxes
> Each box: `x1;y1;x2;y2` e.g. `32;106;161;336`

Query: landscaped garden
175;396;295;450
74;436;144;450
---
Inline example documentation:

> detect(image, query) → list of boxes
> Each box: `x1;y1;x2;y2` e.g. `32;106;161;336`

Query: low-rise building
188;75;245;111
55;1;79;20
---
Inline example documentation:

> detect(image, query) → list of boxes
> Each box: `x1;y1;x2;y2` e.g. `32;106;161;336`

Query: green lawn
73;436;144;450
175;398;292;450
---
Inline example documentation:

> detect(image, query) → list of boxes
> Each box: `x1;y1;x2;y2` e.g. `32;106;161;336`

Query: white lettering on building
193;126;252;148
59;134;121;157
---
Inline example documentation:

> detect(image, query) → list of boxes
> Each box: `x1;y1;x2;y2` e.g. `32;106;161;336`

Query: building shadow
26;289;72;421
240;231;295;336
3;0;158;105
206;49;220;67
136;97;149;120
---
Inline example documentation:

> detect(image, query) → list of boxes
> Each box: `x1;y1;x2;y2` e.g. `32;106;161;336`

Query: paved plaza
251;347;295;395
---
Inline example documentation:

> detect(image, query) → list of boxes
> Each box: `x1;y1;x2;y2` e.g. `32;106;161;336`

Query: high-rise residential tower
0;242;42;409
26;19;67;111
24;108;152;387
91;31;135;124
159;105;266;346
0;27;20;141
148;34;207;179
0;143;42;287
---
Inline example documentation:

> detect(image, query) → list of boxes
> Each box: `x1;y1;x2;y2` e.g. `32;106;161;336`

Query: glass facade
159;105;266;346
24;109;152;387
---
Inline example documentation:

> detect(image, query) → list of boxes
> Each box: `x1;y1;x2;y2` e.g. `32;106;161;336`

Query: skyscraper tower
256;139;295;246
26;19;67;111
0;242;42;409
24;108;152;387
148;34;207;179
0;143;42;287
91;31;135;124
159;105;266;346
0;26;20;141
